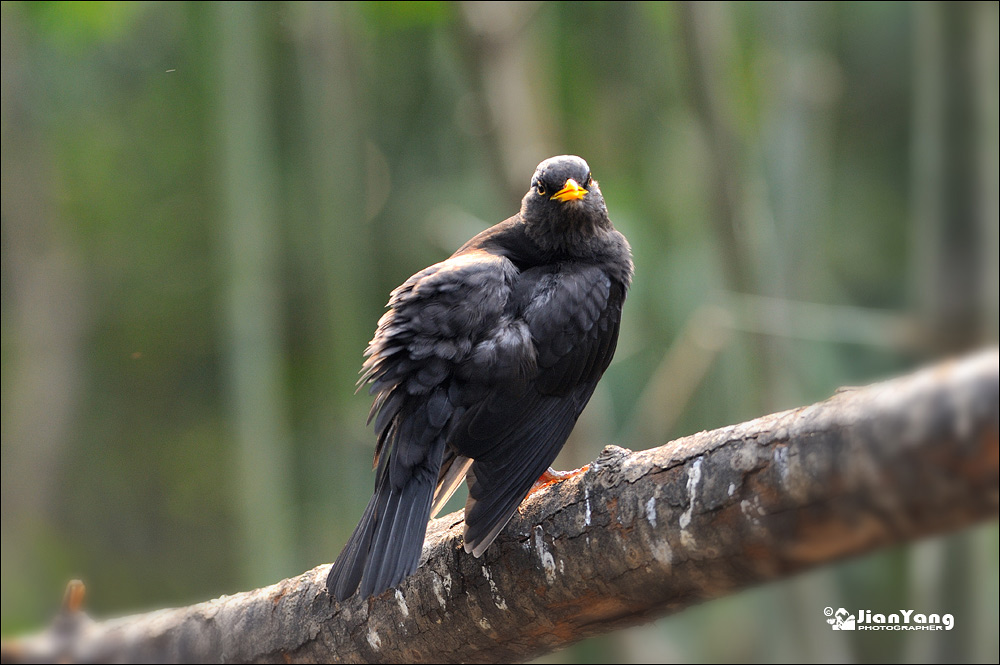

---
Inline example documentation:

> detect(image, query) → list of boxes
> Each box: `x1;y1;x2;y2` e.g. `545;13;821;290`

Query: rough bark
4;349;998;664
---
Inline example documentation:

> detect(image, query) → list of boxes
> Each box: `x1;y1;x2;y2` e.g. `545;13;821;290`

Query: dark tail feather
326;477;384;601
365;479;434;597
326;444;443;601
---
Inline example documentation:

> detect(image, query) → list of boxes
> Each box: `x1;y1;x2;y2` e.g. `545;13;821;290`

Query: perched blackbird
327;155;633;600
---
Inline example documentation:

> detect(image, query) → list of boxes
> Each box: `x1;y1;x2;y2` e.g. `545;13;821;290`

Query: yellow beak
550;178;588;203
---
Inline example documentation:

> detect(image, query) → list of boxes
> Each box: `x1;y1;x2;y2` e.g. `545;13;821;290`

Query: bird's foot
529;465;590;495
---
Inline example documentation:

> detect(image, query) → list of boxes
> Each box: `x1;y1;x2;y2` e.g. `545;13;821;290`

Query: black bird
326;155;633;601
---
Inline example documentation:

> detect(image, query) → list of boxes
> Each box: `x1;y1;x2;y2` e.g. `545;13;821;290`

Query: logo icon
826;607;856;630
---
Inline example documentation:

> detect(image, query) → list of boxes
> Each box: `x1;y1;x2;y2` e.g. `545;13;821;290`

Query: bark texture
4;349;998;664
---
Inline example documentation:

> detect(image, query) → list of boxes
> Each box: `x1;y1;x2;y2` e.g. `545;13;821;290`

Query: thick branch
5;350;998;664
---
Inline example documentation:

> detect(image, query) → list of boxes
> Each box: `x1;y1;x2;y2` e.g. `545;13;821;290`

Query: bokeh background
2;1;997;662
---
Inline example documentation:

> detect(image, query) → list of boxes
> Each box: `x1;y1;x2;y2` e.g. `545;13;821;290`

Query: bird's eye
536;182;546;196
586;172;592;186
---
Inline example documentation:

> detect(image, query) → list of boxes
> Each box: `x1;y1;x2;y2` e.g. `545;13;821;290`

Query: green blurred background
1;1;997;662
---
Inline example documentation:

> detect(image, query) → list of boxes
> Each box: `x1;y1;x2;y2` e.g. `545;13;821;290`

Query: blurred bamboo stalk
677;2;799;416
289;2;371;403
287;1;378;553
0;2;87;626
971;2;1000;344
456;1;553;201
763;2;839;301
677;1;755;292
213;2;295;586
910;2;984;353
906;3;999;662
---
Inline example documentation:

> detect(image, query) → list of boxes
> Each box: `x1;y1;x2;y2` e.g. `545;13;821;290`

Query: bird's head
521;155;611;251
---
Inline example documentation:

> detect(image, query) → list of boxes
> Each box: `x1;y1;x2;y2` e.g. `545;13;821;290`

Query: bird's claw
529;465;590;495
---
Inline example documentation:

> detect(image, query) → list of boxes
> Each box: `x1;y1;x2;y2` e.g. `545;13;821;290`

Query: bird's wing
361;250;518;477
430;450;473;517
449;264;626;556
327;250;517;600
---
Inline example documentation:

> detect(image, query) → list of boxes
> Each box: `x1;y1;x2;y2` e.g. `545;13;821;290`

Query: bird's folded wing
450;264;626;555
361;250;518;473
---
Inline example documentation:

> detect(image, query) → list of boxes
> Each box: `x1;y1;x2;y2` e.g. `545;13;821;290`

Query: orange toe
528;464;591;495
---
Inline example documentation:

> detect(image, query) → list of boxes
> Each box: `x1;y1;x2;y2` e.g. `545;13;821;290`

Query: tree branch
5;349;998;664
